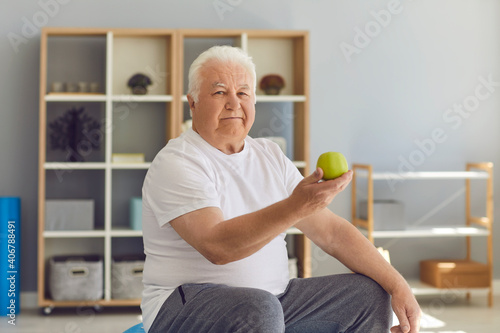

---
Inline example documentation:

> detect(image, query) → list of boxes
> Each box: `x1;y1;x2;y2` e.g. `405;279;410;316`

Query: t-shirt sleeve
143;150;221;228
259;138;304;196
282;155;304;196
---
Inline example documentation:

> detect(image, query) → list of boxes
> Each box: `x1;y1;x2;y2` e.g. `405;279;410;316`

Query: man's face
188;60;256;154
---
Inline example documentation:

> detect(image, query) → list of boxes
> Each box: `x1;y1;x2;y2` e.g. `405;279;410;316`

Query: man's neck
192;127;245;155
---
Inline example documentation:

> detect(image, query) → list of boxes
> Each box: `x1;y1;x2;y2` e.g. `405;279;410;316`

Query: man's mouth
221;117;243;120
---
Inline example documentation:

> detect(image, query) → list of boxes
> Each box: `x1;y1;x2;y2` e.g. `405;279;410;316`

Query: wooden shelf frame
38;28;311;309
466;162;494;306
351;162;494;306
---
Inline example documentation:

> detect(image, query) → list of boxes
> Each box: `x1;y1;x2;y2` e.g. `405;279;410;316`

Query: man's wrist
385;273;411;296
282;195;308;223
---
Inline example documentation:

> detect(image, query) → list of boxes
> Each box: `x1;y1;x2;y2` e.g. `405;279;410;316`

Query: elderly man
141;45;421;333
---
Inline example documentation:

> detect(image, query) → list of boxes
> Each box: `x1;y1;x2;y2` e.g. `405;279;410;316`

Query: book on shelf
112;153;145;163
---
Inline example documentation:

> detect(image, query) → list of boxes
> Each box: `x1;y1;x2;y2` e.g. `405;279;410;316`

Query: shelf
356;170;490;180
45;94;107;102
111;163;151;169
44;162;107;169
407;279;491;296
43;230;106;238
44;162;153;169
46;34;106;96
358;226;490;239
111;102;167;162
47;94;174;102
247;37;296;96
256;95;307;102
43;229;146;238
292;161;307;168
39;298;141;308
111;95;173;102
111;229;143;237
112;35;172;96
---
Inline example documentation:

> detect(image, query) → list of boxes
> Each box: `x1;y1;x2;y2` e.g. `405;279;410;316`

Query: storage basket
49;255;103;301
111;254;145;300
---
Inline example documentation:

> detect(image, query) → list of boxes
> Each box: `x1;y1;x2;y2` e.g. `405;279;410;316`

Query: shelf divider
104;31;114;303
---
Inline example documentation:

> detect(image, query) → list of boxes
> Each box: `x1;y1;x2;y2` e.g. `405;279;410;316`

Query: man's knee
360;274;390;298
227;288;284;332
353;274;391;313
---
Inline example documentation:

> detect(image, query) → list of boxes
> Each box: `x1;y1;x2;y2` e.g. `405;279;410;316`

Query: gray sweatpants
149;273;392;332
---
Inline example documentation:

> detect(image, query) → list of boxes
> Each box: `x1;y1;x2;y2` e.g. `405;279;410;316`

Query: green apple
316;152;348;180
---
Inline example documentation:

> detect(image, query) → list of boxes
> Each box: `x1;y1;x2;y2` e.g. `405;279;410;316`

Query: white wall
1;0;499;293
300;0;500;278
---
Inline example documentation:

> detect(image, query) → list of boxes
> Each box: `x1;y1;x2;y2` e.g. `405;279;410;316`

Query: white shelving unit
351;162;494;306
38;28;178;312
38;28;310;311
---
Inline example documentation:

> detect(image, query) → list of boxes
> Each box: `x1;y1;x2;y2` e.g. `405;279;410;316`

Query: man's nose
225;93;240;110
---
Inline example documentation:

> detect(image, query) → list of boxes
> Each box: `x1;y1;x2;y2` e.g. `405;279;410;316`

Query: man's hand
289;167;353;220
390;286;422;333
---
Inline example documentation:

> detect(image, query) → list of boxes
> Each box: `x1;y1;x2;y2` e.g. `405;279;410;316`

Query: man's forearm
172;195;305;265
215;197;305;260
209;171;351;263
328;219;408;295
171;170;352;265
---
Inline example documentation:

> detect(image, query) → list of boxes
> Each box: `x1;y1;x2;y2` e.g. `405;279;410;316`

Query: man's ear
187;94;196;113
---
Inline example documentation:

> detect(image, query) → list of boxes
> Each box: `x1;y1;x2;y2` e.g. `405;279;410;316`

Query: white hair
187;45;257;103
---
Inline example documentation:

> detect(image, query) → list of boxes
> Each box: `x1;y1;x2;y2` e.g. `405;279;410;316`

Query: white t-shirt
140;128;304;331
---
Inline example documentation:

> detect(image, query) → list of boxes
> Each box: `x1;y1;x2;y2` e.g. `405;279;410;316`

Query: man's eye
214;91;224;95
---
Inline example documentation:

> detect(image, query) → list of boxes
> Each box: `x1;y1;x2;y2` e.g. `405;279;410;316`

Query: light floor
1;295;499;333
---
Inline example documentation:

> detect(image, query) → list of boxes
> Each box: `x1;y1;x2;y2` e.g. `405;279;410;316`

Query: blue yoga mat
0;197;21;318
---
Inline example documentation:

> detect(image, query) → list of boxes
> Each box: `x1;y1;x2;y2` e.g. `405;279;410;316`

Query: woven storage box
112;254;145;299
420;259;490;289
49;255;103;301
